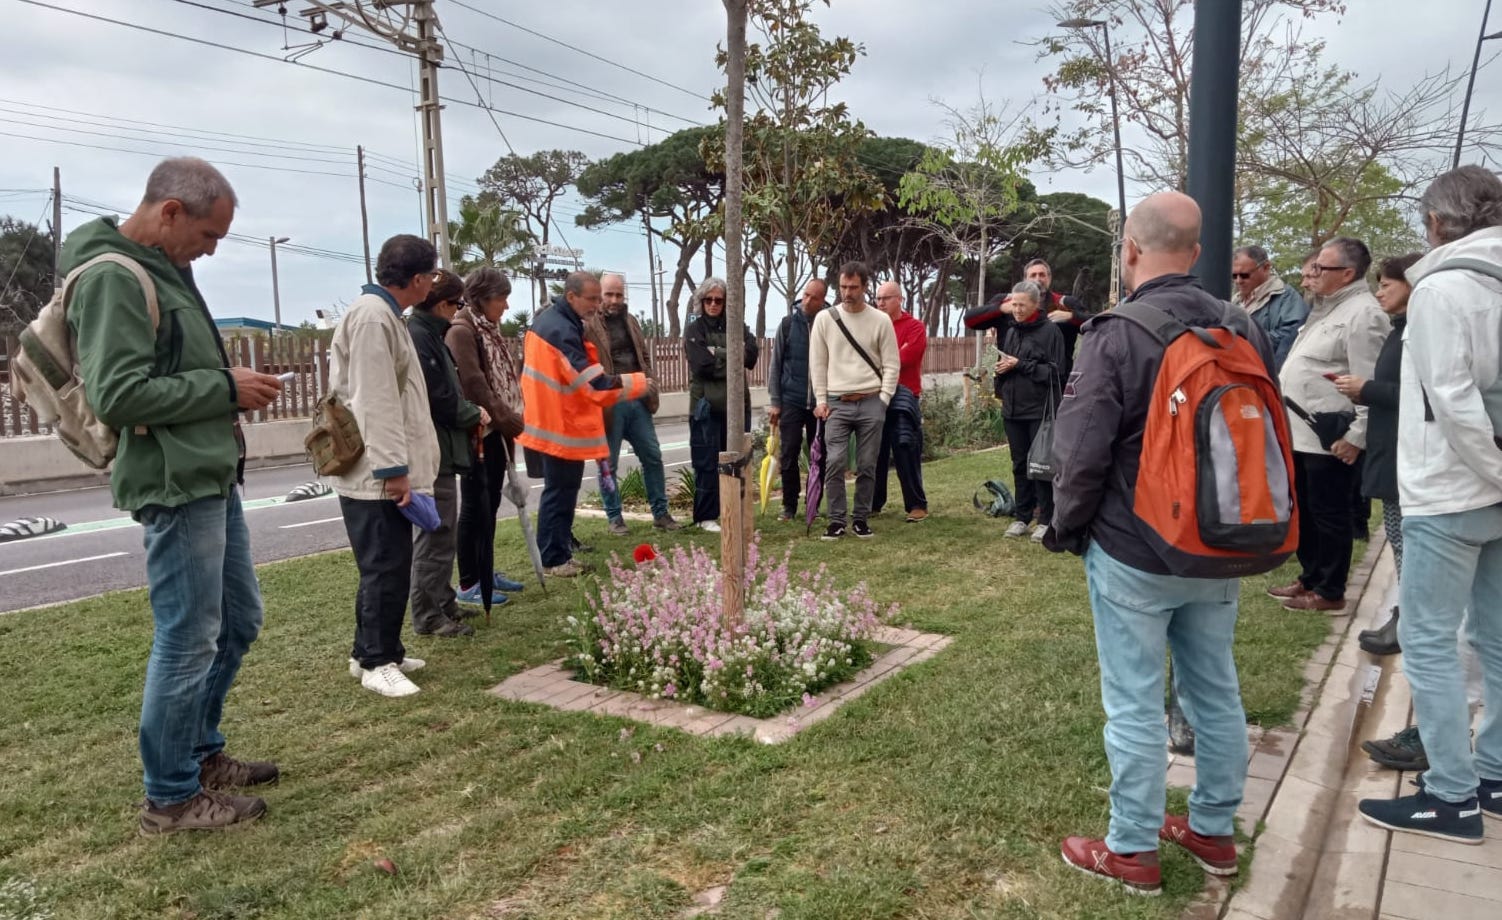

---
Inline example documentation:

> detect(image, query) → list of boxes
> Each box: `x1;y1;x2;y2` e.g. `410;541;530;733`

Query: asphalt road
0;420;692;615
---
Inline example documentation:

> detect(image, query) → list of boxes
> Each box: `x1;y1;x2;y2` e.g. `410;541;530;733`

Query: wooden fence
1;333;980;436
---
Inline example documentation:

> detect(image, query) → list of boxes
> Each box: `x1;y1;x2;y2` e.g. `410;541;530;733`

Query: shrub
920;385;1006;459
566;539;894;718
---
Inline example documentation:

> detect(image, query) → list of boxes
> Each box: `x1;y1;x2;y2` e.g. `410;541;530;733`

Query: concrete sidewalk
1208;537;1502;920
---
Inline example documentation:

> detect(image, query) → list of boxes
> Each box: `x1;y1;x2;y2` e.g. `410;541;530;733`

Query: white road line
279;516;344;530
0;551;129;577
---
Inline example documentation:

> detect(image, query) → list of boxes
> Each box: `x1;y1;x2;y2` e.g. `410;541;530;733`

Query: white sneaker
360;662;420;697
1031;524;1050;543
348;656;426;679
1004;520;1029;537
698;520;722;533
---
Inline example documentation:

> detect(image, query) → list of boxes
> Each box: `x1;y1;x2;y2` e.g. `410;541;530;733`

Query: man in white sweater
1358;165;1502;844
809;261;899;539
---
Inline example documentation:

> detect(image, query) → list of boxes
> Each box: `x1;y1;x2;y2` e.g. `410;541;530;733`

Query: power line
446;0;711;104
0;128;361;178
15;0;643;146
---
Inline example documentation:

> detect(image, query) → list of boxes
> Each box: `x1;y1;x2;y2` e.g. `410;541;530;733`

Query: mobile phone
1322;372;1339;381
277;372;296;383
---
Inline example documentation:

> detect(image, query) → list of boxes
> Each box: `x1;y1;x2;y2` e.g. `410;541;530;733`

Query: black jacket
991;312;1066;420
684;310;759;413
1046;273;1275;574
1359;315;1404;502
408;308;483;475
965;289;1094;378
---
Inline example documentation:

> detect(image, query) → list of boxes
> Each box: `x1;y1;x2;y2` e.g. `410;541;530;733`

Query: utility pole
257;1;451;265
356;145;372;283
52;167;62;291
269;236;289;336
643;211;661;332
1184;0;1243;300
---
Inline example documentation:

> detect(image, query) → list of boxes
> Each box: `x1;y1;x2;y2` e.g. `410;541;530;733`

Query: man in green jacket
66;158;284;835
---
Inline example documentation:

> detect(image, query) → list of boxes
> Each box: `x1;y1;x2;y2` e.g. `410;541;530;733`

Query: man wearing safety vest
519;271;653;577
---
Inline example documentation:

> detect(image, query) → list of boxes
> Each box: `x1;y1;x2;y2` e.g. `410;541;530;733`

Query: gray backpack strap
62;253;161;332
1108;301;1189;346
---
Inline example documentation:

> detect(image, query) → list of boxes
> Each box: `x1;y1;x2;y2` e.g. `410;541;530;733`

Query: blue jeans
134;491;263;805
1399;507;1502;801
1084;543;1248;853
603;400;669;520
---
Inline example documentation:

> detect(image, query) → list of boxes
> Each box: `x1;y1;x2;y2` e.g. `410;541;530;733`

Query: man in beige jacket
1271;236;1390;613
328;234;442;697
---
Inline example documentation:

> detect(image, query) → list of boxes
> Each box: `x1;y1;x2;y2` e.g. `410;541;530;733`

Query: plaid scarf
469;307;523;425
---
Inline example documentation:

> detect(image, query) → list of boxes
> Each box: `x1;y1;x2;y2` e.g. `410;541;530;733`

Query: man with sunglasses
1231;245;1308;370
1272;237;1390;613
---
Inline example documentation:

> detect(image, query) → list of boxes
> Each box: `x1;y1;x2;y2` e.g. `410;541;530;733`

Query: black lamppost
1060;16;1128;304
1456;0;1501;169
1183;1;1242;301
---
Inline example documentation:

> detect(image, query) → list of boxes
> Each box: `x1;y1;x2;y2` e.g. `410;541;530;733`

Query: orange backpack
1112;301;1298;578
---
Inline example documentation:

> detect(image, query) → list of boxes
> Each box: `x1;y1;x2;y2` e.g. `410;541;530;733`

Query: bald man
1047;192;1277;894
871;282;929;521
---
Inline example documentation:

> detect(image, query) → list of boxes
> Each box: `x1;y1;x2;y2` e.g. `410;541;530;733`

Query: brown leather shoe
139;789;266;835
1282;592;1347;614
200;752;280;790
1267;580;1307;599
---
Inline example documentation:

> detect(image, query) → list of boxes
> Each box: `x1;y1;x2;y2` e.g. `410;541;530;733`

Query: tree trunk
665;239;700;337
755;242;773;337
721;0;751;625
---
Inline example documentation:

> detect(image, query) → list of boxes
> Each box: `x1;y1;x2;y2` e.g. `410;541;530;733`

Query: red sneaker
1159;814;1238;875
1060;836;1161;895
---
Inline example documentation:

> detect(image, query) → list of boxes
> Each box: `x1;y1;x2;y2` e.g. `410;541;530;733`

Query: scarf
469;307;523;426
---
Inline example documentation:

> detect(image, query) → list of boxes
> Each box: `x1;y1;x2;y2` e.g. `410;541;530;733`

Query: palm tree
448;194;535;275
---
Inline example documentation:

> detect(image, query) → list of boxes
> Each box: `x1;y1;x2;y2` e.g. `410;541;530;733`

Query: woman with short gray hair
994;279;1066;543
683;278;759;531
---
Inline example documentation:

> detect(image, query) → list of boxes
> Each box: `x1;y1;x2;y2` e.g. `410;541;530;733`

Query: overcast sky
1;0;1496;328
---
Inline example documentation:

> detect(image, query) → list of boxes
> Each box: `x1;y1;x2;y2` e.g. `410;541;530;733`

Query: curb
1216;532;1393;920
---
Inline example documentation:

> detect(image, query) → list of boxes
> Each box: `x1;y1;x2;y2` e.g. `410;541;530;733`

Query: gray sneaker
199;752;279;790
139;789;266;836
653;514;683;531
607;517;630;536
414;618;475;638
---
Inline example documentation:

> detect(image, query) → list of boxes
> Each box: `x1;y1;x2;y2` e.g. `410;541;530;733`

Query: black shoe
1359;607;1400;656
852;520;873;538
1168;699;1196;756
821;522;845;541
1412;773;1502;819
1358;788;1483;844
571;535;595;554
415;618;475;638
1362;725;1427;771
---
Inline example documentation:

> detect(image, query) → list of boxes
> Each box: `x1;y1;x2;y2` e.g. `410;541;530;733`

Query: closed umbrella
472;427;497;624
804;419;826;535
501;439;547;593
758;426;779;514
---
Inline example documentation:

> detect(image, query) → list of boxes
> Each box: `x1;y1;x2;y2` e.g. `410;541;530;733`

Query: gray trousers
409;473;461;631
824;396;886;525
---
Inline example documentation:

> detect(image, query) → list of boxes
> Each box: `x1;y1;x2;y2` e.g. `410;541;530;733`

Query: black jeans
873;409;927;514
457;431;509;589
1294;452;1357;600
537;454;583;568
1004;417;1054;523
340;495;412;669
777;403;820;516
690;398;729;525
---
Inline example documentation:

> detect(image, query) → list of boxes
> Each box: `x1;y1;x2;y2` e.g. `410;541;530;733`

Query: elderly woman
993;280;1066;543
407;269;488;638
683;277;758;531
446;266;527;606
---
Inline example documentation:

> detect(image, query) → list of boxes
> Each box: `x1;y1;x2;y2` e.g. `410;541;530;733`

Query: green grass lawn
0;449;1332;920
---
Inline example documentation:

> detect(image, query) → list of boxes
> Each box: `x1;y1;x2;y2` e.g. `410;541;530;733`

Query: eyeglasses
702;296;725;305
875;295;900;302
1311;263;1351;275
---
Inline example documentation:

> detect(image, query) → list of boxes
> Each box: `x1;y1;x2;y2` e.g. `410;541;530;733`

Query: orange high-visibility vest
518;314;647;461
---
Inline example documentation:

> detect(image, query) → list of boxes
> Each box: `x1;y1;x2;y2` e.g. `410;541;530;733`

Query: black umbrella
472;427;497;625
1284;397;1355;451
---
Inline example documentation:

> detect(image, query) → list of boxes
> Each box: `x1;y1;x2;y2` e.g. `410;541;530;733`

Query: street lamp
269;236;289;337
1059;16;1127;304
1456;0;1501;169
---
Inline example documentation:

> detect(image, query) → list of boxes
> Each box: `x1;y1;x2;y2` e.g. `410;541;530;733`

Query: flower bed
566;540;895;718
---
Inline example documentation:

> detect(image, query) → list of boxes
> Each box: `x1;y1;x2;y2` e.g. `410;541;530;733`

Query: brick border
487;626;953;744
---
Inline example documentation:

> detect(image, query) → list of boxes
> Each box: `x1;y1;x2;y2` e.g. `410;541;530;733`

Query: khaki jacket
1279;280;1390;454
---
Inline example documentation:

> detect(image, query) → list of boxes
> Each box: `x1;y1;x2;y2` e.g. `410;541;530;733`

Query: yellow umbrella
758;426;780;514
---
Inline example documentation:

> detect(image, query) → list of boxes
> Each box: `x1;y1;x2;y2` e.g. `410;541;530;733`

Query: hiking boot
570;535;594;554
199;752;279;790
1357;788;1483;845
139;789;266;836
1059;837;1161;895
1267;580;1307;599
1282;592;1347;614
1363;726;1428;771
822;522;846;541
1412;774;1502;819
544;559;590;578
1359;607;1400;655
607;517;630;536
1031;524;1050;543
905;508;929;523
361;662;420;697
348;656;425;679
1004;520;1029;538
1159;815;1237;875
414;618;474;638
653;514;683;531
852;520;874;538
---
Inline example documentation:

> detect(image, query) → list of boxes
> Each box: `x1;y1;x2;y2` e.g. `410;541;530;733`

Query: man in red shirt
872;281;929;521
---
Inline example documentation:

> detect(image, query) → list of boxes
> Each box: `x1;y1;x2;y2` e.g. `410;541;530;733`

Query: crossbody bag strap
831;311;883;380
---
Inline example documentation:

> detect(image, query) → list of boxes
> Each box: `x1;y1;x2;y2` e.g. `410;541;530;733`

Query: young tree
0;216;56;333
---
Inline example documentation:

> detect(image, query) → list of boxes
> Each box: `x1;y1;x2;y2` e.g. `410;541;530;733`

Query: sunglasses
702;296;725;304
1231;272;1252;280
